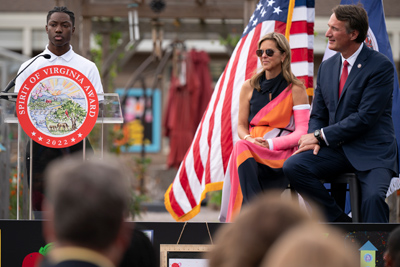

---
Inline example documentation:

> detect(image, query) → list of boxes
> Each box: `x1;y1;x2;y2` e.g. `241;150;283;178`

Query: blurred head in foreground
209;191;323;267
385;226;400;267
42;154;132;266
261;222;358;267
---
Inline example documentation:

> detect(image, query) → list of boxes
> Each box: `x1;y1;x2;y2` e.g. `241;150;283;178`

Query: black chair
320;173;361;222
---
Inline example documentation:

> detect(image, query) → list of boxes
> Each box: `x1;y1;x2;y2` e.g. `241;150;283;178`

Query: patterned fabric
220;86;297;222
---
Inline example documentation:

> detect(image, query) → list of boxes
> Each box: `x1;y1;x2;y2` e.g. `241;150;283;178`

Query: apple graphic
22;243;53;267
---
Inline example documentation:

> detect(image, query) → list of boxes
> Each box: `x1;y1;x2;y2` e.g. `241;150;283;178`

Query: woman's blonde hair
250;32;305;91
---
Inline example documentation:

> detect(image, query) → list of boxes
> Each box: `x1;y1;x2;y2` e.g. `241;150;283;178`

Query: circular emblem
364;27;379;51
364;253;372;262
17;65;98;148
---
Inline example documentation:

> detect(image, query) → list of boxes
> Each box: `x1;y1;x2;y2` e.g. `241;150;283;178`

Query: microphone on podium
1;54;51;100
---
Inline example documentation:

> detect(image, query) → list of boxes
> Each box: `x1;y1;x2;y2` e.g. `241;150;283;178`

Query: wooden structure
54;0;254;76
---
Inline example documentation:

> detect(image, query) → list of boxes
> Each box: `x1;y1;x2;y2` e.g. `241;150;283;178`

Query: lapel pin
357;64;362;68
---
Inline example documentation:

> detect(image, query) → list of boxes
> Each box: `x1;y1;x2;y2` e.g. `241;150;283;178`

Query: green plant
129;192;149;220
127;156;152;219
219;34;241;47
132;156;152;195
91;30;124;90
207;190;222;210
9;170;23;219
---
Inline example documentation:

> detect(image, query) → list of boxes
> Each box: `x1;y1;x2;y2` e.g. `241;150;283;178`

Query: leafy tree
91;29;123;90
54;100;86;130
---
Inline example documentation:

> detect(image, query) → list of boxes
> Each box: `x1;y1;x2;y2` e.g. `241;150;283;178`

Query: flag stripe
275;21;287;35
291;62;311;76
192;115;206;183
290;21;314;37
292;6;308;21
178;164;197;208
289;33;311;49
246;26;261;80
168;186;184;217
219;35;251;174
205;57;235;184
297;75;313;89
291;47;313;62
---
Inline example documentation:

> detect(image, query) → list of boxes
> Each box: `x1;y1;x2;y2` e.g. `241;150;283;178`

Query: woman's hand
247;136;269;149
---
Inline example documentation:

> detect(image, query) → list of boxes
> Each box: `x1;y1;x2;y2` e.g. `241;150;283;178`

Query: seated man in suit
40;154;132;267
283;4;398;223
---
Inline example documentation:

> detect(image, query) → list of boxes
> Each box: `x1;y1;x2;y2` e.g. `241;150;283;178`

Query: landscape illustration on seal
27;77;87;136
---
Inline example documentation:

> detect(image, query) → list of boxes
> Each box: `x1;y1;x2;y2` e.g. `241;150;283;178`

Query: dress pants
283;146;392;222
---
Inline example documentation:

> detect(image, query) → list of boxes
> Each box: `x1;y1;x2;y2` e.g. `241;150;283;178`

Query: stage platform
1;220;398;267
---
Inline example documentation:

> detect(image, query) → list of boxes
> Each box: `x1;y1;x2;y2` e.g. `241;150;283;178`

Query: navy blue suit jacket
310;45;398;174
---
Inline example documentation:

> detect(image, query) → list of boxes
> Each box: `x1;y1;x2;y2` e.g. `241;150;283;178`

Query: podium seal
16;65;98;148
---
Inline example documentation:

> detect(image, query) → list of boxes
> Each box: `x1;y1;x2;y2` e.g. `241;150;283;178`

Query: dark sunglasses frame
256;49;275;57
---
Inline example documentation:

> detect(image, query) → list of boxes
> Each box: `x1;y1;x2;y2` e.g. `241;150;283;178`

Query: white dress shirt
15;45;104;97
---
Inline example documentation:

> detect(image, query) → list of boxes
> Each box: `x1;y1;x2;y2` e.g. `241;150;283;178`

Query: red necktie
339;60;349;97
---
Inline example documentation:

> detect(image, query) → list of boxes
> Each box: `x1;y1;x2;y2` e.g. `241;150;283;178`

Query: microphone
2;54;51;93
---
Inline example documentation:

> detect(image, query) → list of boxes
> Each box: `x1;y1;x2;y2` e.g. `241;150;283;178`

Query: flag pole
285;0;296;40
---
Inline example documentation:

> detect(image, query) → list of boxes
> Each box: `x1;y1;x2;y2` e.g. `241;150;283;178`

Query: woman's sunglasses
256;49;275;57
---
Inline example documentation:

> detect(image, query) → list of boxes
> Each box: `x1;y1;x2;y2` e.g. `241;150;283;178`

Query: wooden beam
80;0;92;59
117;39;142;70
102;31;111;93
244;0;256;28
82;2;244;19
61;0;81;55
81;16;92;59
101;33;130;77
91;20;243;39
196;0;206;6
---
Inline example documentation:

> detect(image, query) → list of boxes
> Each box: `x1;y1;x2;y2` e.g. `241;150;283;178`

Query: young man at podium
14;6;104;216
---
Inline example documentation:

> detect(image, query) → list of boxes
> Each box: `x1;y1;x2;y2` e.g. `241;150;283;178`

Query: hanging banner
16;65;98;148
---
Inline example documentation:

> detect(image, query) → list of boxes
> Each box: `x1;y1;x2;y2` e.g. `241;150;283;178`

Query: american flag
165;0;315;221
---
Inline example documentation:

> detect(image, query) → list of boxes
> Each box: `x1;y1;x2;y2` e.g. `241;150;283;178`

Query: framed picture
115;88;161;153
160;244;214;267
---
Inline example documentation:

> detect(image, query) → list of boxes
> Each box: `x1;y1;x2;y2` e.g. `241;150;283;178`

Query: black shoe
334;212;352;223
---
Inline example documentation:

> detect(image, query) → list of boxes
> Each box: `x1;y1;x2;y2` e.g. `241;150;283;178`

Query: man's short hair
332;4;369;43
47;6;75;26
44;154;131;250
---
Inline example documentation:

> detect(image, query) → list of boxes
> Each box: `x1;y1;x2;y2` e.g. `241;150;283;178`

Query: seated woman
219;32;310;222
